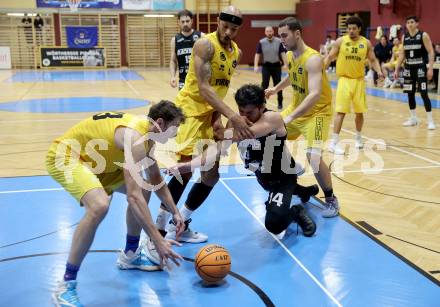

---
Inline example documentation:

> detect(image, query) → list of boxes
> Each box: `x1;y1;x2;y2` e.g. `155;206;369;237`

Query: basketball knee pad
185;182;214;211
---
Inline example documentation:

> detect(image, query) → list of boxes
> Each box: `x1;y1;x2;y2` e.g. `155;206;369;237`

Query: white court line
341;128;440;166
0;118;84;124
1;164;439;194
219;179;342;307
0;187;63;194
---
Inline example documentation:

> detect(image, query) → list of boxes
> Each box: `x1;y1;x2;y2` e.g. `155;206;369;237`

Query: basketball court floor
0;68;439;306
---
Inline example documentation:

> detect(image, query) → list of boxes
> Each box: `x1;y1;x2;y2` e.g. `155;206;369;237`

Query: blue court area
0;166;438;306
0;97;149;113
5;70;144;83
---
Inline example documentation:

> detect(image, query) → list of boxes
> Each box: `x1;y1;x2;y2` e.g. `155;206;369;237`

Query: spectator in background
21;13;32;44
34;14;44;44
322;35;336;73
254;26;287;110
374;35;392;85
382;37;403;88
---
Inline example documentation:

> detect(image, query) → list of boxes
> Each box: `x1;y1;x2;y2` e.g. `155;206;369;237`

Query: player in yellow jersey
265;17;339;218
382;37;403;88
324;16;383;154
47;101;185;307
152;6;254;245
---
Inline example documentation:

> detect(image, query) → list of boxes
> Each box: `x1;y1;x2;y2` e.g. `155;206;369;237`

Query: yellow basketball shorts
46;142;124;203
335;77;367;113
175;111;215;158
281;113;331;149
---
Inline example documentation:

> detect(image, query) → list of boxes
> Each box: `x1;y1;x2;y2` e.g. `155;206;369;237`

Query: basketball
195;244;231;283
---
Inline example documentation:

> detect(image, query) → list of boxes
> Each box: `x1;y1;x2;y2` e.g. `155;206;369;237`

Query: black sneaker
293;206;316;237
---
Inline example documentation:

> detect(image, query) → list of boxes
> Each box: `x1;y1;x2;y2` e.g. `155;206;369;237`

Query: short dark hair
234;84;266;108
148;100;185;123
380;35;388;41
177;9;193;19
406;15;418;22
279;17;302;33
346;16;362;28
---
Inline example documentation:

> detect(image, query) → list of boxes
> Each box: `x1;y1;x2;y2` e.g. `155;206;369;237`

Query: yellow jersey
284;47;332;119
55;112;150;174
175;32;240;117
336;35;368;79
391;44;402;64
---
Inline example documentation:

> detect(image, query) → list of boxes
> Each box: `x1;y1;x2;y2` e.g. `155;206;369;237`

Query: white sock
356;131;362;141
156;208;171;230
427;112;433;122
180;205;193;221
410;109;417;119
332;133;339;144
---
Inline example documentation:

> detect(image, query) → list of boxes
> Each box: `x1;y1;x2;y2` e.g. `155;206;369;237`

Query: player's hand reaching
170;77;177;88
377;71;384;81
153;237;183;270
230;114;254;140
265;87;277;99
172;212;185;240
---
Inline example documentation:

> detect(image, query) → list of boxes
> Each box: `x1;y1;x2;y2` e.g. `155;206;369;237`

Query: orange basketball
195;244;231;283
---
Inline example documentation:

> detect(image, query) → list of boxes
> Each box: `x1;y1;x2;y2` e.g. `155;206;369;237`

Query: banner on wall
66;26;98;48
151;0;184;11
36;0;122;9
40;47;106;68
121;0;183;10
122;0;151;10
0;47;11;69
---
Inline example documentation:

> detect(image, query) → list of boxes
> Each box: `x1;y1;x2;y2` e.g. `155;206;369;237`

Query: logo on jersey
359;44;365;48
220;51;226;61
416;34;421;40
176;38;184;43
219;64;225;71
298;67;303;74
193;35;199;41
232;60;237;68
345;42;351;46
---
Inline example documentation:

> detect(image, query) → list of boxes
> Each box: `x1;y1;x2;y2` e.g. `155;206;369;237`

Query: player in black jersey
171;84;317;237
394;16;436;130
169;9;203;90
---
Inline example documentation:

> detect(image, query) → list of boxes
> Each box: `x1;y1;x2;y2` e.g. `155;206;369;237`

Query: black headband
219;12;242;26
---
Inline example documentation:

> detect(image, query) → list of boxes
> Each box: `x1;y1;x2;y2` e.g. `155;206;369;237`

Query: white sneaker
165;218;208;243
328;142;345;155
355;138;363;149
142;236;161;265
322;196;339;218
116;246;161;271
390;80;398;88
428;121;436;130
402;118;419;127
53;280;83;307
383;78;392;88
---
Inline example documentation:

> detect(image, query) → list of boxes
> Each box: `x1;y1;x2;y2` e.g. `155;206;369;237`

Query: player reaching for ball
170;84;318;239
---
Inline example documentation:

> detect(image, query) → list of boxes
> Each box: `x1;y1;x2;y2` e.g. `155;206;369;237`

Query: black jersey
238;111;297;191
403;30;428;68
175;30;202;86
